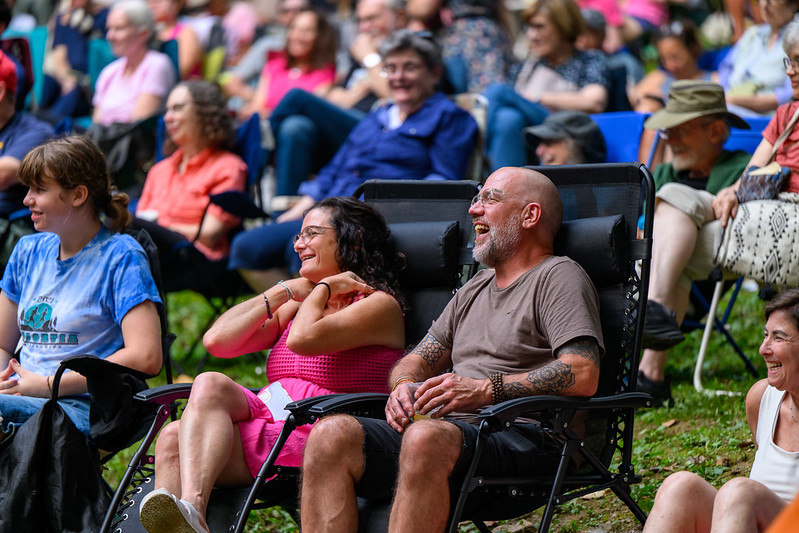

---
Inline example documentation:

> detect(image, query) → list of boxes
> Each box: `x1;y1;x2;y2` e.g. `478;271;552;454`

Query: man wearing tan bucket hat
638;80;752;406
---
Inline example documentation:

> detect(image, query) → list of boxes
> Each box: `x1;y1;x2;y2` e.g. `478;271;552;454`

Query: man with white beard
637;80;751;407
299;166;604;533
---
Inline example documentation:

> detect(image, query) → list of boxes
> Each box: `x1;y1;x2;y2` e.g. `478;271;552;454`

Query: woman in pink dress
148;0;202;79
238;8;336;119
138;196;406;533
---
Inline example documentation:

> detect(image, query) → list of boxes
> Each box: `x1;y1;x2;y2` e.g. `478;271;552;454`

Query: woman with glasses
227;29;477;293
714;18;799;225
138;196;406;533
630;19;712;164
133;80;247;292
716;0;799;117
483;0;610;170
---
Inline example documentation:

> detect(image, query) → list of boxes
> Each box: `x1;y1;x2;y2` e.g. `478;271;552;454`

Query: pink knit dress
237;315;403;475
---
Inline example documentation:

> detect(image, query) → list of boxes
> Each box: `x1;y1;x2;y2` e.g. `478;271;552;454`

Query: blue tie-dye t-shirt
0;226;161;377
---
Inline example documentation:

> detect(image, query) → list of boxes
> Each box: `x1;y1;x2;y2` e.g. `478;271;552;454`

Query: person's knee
187;372;236;409
491;107;526;139
399;421;461;475
277;115;317;147
304;415;365;470
484;83;513;104
716;477;768;504
655;471;708;503
155;420;181;459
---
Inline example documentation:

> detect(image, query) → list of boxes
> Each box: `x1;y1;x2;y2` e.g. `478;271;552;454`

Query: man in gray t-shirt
300;167;604;533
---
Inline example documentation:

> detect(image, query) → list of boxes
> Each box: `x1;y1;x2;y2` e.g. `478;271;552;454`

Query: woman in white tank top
643;289;799;533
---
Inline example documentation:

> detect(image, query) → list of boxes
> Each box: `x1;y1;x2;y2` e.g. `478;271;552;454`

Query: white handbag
714;192;799;288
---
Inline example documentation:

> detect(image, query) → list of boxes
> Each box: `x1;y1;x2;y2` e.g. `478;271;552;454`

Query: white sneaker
139;487;210;533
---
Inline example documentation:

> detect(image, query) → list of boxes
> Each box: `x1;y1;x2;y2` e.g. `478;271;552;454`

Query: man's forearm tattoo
525;361;576;394
501;337;599;399
500;362;576;399
416;334;446;370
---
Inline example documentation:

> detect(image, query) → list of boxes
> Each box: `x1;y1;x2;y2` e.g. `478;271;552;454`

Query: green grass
105;286;769;532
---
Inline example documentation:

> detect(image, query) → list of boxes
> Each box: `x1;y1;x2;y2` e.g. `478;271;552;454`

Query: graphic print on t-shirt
19;297;79;347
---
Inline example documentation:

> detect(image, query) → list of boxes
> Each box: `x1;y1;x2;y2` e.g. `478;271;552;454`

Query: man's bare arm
502;337;601;399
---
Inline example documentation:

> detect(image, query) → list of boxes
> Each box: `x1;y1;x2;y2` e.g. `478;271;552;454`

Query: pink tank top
266;320;404;394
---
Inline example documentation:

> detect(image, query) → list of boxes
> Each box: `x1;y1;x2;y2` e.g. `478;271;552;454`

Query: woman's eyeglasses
784;56;799;71
293;225;334;245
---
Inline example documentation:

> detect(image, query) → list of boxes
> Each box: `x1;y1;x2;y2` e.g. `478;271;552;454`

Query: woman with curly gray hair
135;80;247;290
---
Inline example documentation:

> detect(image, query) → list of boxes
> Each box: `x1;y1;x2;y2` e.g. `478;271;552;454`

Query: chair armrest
307;392;389;419
57;354;152;381
134;382;194;404
209;191;268;219
478;392;653;432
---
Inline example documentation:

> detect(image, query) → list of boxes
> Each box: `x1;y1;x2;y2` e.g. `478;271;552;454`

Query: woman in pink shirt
92;0;176;126
238;8;336;119
148;0;202;79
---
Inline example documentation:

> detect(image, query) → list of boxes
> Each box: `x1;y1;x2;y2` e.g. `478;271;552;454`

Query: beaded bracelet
277;280;295;301
489;373;504;405
315;281;332;301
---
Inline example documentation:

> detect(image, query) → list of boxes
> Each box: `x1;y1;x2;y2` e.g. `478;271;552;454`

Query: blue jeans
269;89;364;196
0;395;92;436
484;84;549;170
228;218;303;273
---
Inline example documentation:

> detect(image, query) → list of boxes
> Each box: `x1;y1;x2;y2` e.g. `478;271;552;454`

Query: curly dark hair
163;80;235;155
18;135;131;232
312;197;406;309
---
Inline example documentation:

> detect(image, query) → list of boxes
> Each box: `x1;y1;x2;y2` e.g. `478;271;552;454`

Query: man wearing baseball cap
524;110;607;166
638;80;751;406
0;49;54;218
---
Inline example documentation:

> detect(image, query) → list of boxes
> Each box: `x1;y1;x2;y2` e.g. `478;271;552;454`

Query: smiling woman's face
384;49;437;111
294;208;341;282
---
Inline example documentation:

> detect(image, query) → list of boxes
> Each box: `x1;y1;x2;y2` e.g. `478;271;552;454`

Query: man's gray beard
472;216;521;268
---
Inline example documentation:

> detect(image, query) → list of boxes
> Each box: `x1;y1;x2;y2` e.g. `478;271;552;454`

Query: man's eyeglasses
471;188;514;207
784;56;799;71
292;225;334;245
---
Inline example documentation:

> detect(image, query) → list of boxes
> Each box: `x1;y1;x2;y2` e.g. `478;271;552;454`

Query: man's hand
349;33;380;65
712;185;740;227
412;373;492;418
385;381;417;433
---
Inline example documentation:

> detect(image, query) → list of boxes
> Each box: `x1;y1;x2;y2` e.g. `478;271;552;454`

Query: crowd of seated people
2;0;799;530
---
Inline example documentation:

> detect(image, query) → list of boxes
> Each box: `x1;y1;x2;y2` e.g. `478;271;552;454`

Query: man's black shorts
353;416;562;517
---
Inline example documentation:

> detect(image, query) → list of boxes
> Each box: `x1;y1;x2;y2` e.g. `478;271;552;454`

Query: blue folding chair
590;111;648;163
2;25;47;108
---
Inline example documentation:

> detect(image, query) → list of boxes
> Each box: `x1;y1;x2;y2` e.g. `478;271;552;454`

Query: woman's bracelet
260;292;273;328
46;375;52;395
277;280;295;301
391;376;415;392
315;281;332;302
